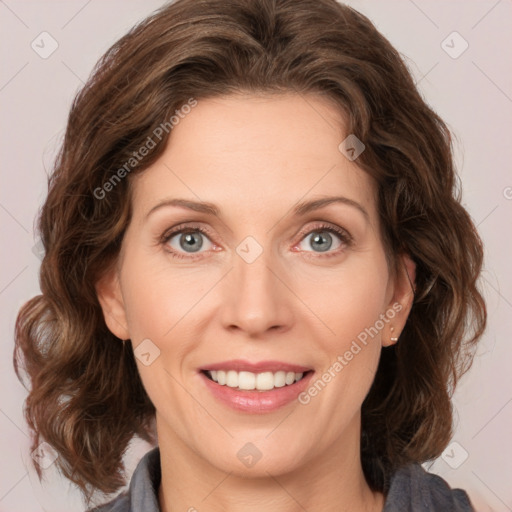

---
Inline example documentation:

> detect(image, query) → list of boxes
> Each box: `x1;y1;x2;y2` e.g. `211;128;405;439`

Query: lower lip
199;371;315;413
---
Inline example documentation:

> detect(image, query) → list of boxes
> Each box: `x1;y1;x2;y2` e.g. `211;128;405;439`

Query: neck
156;416;384;512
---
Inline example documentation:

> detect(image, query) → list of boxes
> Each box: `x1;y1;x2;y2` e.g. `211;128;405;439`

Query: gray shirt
89;447;474;511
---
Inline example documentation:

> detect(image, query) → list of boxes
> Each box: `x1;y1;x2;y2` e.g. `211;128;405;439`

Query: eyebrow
145;196;369;222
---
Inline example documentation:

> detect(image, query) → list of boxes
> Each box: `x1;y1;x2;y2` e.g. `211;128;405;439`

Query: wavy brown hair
14;0;486;505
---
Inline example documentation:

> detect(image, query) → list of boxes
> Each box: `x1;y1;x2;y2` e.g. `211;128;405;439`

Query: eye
296;223;353;257
161;224;215;260
160;222;353;260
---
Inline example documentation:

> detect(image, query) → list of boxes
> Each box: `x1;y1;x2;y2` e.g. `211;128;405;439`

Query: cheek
298;263;388;430
301;252;390;346
120;249;221;343
296;250;389;412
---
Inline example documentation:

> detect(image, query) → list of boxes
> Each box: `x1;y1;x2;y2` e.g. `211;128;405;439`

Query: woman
13;0;487;510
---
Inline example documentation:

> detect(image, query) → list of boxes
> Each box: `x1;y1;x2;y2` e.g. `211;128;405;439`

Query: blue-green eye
160;222;352;260
162;225;214;259
296;224;352;255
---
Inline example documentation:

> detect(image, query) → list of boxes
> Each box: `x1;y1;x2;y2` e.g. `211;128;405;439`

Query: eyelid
159;222;216;244
160;220;353;259
295;221;352;244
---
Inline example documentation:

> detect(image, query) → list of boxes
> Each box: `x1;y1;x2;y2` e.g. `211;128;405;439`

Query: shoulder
86;447;161;512
383;463;474;511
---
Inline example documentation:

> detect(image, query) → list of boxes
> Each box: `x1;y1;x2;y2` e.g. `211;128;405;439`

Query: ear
382;253;416;347
95;265;130;340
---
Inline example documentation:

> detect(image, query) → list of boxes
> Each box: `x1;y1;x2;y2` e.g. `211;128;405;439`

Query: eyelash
159;222;353;261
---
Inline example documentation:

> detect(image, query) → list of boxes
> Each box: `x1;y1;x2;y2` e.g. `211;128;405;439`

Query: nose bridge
221;236;292;335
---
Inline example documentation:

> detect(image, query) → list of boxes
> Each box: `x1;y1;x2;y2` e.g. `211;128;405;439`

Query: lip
200;359;312;373
199;367;315;414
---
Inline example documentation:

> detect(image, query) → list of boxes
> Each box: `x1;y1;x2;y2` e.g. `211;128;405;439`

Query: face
97;92;415;478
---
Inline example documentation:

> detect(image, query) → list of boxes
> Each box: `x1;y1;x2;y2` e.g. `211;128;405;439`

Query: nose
219;244;295;337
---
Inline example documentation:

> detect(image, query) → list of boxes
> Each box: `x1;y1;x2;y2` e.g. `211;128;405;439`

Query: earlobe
382;253;416;347
95;266;130;340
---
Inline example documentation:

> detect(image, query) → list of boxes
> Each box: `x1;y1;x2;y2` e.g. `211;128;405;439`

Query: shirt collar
127;446;161;511
125;446;472;512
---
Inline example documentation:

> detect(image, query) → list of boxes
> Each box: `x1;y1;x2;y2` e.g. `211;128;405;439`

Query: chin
206;438;309;478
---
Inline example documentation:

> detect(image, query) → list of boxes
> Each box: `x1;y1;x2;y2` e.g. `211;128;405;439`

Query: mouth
198;359;315;413
201;369;313;392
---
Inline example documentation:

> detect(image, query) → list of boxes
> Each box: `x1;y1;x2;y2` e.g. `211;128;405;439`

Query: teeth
239;371;256;390
207;370;305;391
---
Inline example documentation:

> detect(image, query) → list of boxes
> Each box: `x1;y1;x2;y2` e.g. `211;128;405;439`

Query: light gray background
1;1;511;510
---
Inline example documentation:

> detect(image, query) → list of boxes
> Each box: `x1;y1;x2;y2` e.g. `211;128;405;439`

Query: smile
204;369;307;391
198;360;315;413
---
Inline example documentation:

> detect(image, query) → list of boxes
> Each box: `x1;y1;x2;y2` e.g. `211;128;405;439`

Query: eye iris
310;231;332;252
180;232;203;252
172;228;339;255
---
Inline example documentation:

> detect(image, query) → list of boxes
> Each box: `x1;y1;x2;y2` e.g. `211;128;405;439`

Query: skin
96;92;416;512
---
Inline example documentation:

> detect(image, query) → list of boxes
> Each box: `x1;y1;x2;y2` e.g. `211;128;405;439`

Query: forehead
130;92;377;224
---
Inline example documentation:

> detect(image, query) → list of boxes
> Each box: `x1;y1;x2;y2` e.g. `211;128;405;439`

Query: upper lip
200;359;313;373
